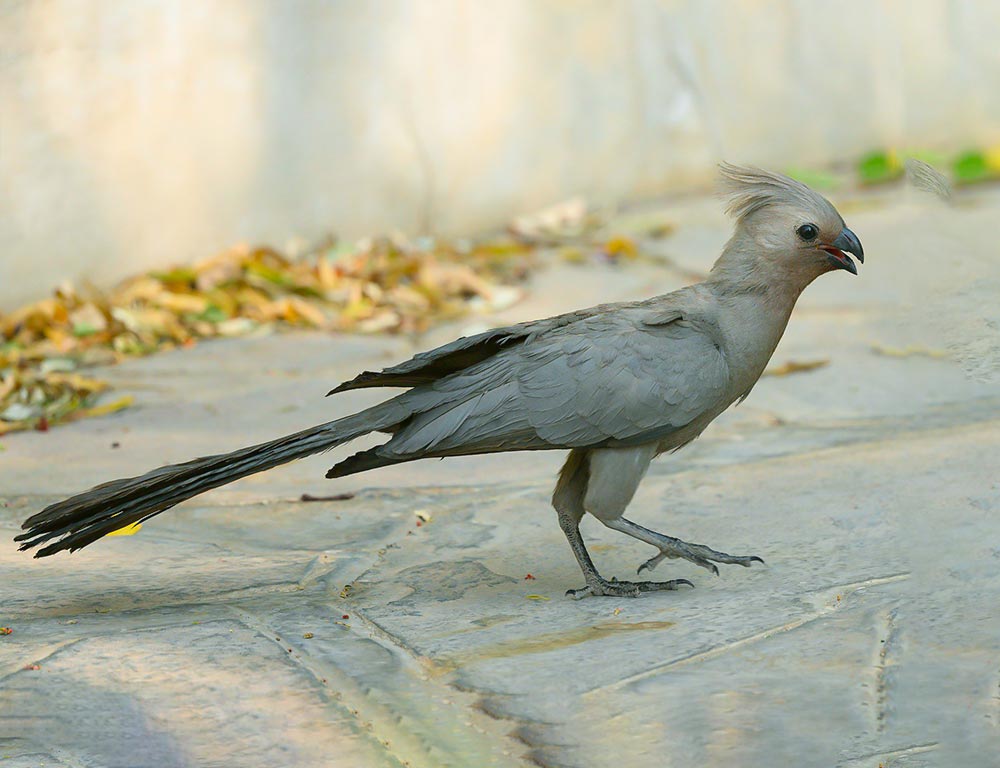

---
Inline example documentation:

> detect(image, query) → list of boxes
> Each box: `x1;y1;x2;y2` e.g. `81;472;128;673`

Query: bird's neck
707;234;811;302
704;239;805;390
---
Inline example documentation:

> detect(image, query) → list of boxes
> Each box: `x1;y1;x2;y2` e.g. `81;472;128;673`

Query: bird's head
714;164;864;290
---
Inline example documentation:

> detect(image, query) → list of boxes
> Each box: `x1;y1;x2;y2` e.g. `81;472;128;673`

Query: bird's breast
716;294;796;397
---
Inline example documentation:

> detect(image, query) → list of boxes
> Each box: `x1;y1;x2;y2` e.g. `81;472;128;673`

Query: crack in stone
230;607;523;768
0;637;87;686
229;607;412;768
296;551;340;588
0;740;92;768
837;741;938;766
582;572;911;696
872;607;899;733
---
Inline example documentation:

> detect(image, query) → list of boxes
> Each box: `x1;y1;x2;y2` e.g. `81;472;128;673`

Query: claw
636;552;671;574
565;577;693;599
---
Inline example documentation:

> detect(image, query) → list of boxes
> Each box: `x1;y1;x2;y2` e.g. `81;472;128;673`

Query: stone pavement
2;189;999;767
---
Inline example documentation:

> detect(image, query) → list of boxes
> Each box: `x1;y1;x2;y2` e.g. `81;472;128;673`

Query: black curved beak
818;227;864;275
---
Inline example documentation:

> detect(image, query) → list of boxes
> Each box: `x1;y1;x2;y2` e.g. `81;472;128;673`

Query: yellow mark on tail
107;522;142;537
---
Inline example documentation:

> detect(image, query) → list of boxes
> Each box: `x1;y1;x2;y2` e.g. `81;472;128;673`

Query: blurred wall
3;0;1000;307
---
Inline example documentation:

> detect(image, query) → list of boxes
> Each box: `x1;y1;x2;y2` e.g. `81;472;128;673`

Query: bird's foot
566;575;693;600
637;539;764;576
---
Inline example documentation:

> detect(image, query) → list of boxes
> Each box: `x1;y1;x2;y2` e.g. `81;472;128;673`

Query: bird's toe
566;576;692;598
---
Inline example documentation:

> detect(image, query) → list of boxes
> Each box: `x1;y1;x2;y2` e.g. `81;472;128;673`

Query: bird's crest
718;163;835;221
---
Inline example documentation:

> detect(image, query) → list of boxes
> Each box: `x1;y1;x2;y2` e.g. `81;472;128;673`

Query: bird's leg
557;511;692;598
601;517;764;575
553;448;692;599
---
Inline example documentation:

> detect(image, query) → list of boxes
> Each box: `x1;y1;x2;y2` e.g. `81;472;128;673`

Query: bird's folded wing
513;312;728;447
384;308;730;457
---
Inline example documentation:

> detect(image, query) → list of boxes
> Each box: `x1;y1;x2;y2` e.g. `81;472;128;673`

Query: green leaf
150;268;198;284
72;322;99;338
858;151;903;185
198;305;228;323
246;263;295;287
952;151;993;184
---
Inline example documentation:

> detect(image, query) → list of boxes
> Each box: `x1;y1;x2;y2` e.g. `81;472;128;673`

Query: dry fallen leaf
72;395;135;421
603;236;639;262
0;232;544;435
870;344;949;359
1;210;652;436
763;359;830;377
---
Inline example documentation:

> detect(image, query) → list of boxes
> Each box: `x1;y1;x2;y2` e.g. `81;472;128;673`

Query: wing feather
371;303;729;459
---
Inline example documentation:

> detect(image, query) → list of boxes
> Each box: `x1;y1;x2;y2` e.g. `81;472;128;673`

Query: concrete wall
3;0;1000;307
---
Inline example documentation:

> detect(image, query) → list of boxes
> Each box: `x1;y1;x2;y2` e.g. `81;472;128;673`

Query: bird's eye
796;223;819;241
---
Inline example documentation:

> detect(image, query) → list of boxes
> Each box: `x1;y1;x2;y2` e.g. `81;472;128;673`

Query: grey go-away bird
17;165;864;598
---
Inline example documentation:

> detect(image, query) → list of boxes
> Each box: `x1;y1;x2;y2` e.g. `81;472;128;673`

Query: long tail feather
16;402;405;557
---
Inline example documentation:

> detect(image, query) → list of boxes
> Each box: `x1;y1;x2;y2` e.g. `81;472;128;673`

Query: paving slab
2;188;999;767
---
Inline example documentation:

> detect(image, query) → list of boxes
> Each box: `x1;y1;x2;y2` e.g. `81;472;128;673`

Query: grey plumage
17;166;865;598
720;162;840;222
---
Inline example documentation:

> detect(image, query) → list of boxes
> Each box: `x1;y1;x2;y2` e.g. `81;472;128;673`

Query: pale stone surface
1;189;999;766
